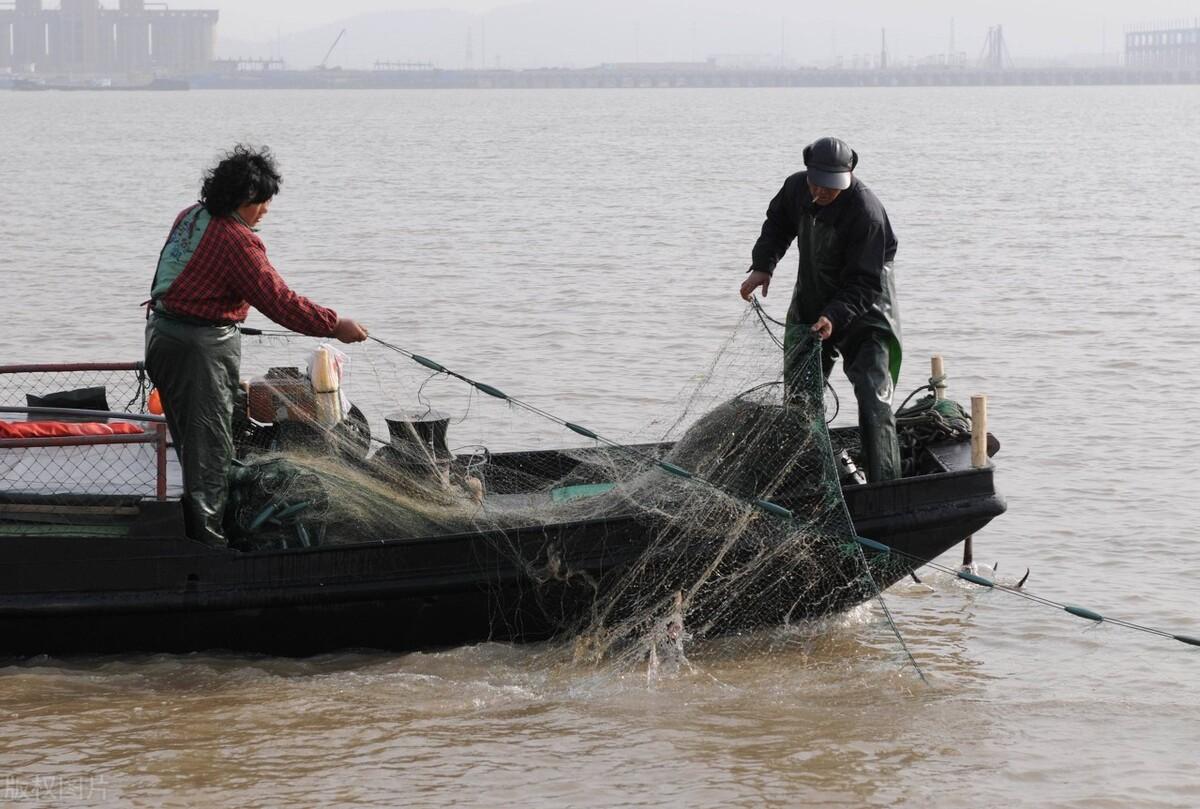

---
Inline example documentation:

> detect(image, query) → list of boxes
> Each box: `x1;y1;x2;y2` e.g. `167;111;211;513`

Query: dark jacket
750;172;899;341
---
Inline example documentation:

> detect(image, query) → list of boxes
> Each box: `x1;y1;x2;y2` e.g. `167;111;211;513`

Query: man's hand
740;270;772;301
811;316;833;341
332;318;369;343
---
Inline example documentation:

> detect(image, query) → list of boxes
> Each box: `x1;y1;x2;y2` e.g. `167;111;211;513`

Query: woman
146;144;368;547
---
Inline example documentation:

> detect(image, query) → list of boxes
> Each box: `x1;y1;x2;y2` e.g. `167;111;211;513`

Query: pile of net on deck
228;311;890;666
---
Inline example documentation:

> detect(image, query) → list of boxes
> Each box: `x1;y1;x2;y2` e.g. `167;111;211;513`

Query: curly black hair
199;144;283;218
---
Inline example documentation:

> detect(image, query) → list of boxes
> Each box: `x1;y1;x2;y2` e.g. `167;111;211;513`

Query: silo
58;0;102;72
12;0;46;72
116;0;151;71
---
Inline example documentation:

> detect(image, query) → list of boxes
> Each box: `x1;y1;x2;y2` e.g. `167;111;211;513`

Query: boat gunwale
0;436;1000;551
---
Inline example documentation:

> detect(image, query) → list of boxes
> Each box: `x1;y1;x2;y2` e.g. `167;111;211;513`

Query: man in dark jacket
739;136;901;482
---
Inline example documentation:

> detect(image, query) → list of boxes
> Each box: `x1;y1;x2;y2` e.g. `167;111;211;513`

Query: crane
319;29;346;70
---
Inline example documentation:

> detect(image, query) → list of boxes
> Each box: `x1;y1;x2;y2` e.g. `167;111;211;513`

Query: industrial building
0;0;217;75
1125;21;1200;68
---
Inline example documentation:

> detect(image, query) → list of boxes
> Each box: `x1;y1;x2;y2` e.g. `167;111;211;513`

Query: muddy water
1;86;1198;807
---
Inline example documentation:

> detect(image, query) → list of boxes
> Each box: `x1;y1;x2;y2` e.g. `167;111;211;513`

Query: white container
309;345;344;426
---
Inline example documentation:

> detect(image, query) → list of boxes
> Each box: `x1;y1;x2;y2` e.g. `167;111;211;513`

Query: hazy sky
196;0;1200;67
215;0;505;40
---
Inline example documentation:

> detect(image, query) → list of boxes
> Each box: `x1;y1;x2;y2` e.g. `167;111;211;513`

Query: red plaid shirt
157;207;339;336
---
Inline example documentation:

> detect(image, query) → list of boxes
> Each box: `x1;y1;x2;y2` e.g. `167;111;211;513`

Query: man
146;144;369;547
739;136;902;482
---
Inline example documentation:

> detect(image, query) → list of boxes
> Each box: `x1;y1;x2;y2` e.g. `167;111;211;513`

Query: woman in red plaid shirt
146;145;368;548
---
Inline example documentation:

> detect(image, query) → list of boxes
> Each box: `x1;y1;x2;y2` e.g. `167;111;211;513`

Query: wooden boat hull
0;440;1004;656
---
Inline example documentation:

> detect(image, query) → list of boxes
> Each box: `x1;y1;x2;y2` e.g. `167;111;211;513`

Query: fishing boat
0;360;1005;657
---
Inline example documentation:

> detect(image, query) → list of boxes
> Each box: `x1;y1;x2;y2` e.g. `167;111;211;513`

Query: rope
748;296;787;348
893;384;972;477
124;367;151;414
872;543;1200;649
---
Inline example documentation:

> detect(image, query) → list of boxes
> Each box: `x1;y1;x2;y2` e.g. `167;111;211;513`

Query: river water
1;86;1198;807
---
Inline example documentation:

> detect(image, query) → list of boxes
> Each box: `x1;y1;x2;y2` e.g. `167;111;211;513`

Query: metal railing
0;406;169;501
0;363;168;501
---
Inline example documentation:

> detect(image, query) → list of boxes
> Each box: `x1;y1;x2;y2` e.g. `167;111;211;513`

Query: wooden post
155;423;168;500
971;394;988;468
931;355;946;400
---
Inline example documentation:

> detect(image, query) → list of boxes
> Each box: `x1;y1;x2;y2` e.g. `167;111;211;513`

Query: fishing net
225;310;905;668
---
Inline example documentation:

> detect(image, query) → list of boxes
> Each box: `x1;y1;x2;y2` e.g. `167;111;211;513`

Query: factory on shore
1125;20;1200;68
0;0;217;74
1;4;1198;87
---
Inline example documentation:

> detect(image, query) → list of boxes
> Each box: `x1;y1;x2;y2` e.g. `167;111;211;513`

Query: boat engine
236;366;371;460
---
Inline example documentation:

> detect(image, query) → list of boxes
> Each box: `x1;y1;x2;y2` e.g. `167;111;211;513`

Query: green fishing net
224;311;897;666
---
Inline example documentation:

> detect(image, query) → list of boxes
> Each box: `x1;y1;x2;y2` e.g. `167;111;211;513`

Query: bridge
191;64;1200;91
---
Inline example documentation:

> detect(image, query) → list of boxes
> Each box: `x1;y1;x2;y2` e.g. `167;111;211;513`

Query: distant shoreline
8;64;1199;91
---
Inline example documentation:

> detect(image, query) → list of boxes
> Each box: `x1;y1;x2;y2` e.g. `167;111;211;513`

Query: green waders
145;315;241;546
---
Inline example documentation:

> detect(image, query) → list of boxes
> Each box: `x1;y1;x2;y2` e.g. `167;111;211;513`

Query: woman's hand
333;318;369;343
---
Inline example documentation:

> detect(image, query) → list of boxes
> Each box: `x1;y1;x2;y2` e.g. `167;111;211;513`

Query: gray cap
803;136;858;190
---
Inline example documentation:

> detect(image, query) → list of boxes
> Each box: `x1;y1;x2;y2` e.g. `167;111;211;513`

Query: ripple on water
1;86;1198;808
